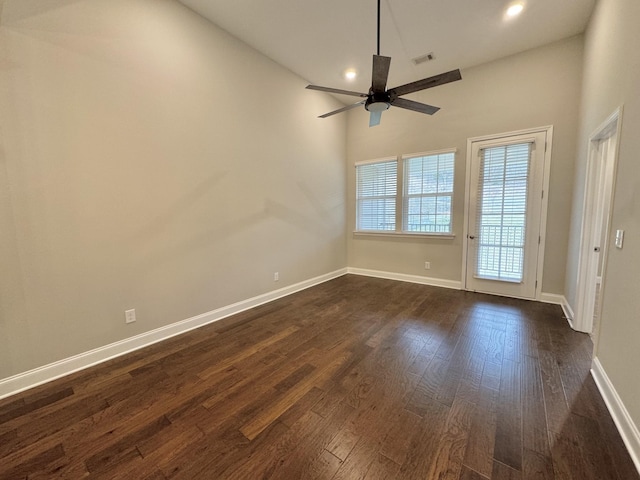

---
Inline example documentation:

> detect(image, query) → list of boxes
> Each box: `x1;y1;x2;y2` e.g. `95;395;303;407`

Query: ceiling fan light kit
365;93;391;112
306;0;462;127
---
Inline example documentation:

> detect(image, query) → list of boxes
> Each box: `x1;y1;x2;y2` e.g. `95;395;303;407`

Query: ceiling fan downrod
377;0;381;56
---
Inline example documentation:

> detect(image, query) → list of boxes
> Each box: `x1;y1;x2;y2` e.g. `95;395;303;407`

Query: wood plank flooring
0;275;638;479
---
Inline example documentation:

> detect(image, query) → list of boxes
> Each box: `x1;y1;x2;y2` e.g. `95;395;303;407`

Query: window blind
356;160;397;231
475;143;532;282
403;152;454;233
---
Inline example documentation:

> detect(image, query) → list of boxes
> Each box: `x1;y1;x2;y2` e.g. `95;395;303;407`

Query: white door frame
462;125;553;301
573;107;623;334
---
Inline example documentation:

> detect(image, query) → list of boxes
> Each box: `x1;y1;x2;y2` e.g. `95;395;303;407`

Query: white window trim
402;148;458;160
355;156;397;166
354;148;457;238
353;231;456;239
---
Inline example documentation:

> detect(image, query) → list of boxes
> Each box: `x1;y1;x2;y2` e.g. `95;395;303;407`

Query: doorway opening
573;107;622;339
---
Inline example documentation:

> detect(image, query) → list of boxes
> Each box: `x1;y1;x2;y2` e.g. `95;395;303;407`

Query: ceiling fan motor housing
365;91;391;112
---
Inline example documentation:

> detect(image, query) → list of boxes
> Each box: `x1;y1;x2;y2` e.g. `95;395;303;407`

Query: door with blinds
465;131;548;299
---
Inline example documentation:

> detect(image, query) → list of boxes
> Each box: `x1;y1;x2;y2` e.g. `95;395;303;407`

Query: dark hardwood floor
0;275;638;479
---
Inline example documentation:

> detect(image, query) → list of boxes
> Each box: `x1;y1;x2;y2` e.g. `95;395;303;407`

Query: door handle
469;235;475;240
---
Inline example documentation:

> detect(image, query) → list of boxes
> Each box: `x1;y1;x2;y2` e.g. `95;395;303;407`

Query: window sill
353;231;456;240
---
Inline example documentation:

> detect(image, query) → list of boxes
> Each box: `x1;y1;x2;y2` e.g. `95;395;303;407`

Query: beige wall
566;0;640;430
346;37;583;294
0;0;347;379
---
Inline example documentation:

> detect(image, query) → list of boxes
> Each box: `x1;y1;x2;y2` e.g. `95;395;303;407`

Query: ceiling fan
306;0;462;127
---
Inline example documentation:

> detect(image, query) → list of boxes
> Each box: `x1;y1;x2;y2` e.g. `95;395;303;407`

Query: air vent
412;52;435;65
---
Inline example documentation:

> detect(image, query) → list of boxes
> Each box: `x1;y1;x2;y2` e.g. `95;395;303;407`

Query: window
475;142;531;282
356;159;397;231
355;149;455;235
403;152;454;233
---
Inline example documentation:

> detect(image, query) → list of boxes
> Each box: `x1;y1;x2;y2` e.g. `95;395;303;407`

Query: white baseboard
0;268;348;400
539;292;565;305
591;357;640;475
347;267;462;290
539;293;575;328
562;299;576;329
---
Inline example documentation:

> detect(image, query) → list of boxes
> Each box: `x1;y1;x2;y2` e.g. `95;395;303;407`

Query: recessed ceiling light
344;69;357;81
506;3;524;17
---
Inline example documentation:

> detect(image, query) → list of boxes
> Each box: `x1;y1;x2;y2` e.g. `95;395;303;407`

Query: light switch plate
615;229;624;249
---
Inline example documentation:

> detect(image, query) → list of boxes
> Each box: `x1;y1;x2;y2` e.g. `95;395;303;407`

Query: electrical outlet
274;272;279;281
125;309;136;324
424;262;431;270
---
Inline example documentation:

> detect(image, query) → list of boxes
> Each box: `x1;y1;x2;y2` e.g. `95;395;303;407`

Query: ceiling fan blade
306;85;368;97
369;110;382;127
318;100;366;118
388;69;462;98
371;55;391;92
392;97;440;115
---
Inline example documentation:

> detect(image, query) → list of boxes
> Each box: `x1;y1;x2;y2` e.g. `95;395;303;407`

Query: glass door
465;131;547;299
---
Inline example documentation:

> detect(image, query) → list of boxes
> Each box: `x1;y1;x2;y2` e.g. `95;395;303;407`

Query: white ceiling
177;0;595;101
